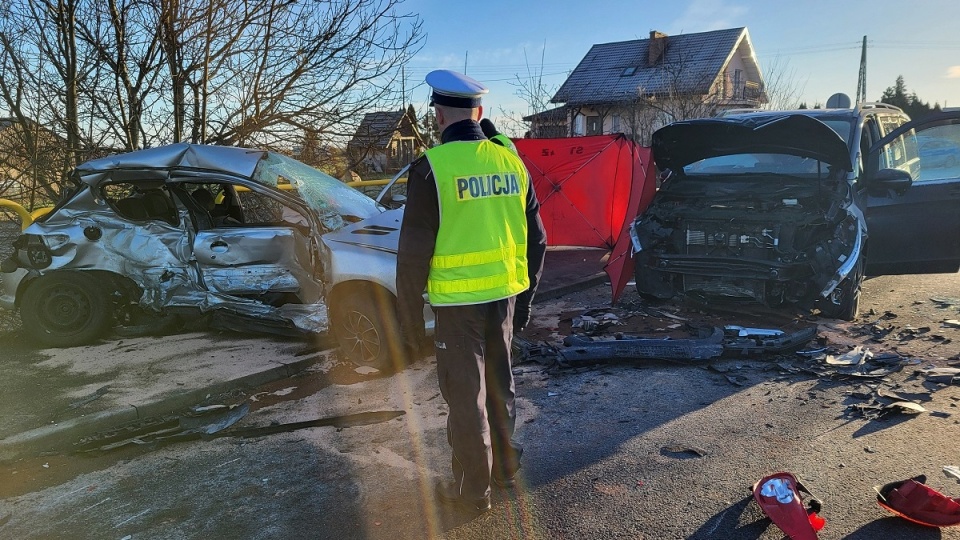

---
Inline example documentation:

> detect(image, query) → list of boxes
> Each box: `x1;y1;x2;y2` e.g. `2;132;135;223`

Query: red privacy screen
515;134;655;248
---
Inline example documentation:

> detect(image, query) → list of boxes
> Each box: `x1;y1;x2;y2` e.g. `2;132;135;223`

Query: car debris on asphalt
876;474;960;527
752;471;825;540
514;322;819;367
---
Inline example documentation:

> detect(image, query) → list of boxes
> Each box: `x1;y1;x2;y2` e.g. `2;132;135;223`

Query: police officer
480;118;518;153
396;69;547;516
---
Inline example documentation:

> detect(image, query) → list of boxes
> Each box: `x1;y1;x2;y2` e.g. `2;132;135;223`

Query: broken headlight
20;234;68;269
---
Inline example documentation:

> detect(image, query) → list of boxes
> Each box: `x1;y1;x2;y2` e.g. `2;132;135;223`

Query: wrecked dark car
0;143;429;370
632;107;960;320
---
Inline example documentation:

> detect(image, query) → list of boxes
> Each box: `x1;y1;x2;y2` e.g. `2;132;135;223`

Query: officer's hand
480;118;500;139
513;303;531;334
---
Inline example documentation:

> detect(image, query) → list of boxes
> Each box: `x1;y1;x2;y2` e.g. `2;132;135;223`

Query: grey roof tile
349;110;407;149
554;27;745;105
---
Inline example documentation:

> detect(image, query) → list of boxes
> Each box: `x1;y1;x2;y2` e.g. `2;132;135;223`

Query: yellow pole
0;199;34;230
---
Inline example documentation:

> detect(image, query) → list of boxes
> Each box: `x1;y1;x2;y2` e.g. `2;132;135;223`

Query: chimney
648;30;668;66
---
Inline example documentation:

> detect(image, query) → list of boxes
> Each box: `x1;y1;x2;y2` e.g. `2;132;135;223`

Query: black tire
331;286;404;372
20;272;112;347
819;258;863;321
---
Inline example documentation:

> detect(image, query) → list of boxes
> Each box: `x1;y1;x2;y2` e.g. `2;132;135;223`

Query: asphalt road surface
1;271;959;539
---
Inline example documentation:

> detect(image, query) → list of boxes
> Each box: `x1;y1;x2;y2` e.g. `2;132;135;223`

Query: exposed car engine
633;173;857;308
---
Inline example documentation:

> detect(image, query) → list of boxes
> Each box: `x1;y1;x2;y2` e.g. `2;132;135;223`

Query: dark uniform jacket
396;119;548;353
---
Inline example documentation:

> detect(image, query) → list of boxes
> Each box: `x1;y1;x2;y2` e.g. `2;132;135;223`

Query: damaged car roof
652;114;853;172
75;143;266;184
75;142;381;224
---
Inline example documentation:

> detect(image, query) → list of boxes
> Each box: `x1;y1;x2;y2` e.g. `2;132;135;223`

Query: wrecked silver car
632;114;865;319
0;143;424;369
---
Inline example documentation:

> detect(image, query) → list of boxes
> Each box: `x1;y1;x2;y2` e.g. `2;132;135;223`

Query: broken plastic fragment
876;475;960;527
884;401;926;414
724;325;784;338
753;472;823;540
825;346;872;366
924;368;960;384
944;466;960;484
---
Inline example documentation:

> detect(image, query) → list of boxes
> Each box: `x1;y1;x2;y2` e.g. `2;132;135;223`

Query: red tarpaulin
514;135;657;302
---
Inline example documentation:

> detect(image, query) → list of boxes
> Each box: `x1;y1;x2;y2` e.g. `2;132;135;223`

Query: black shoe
435;481;491;515
493;448;522;489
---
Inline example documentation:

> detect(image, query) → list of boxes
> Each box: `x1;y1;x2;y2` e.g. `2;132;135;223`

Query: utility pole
855;36;867;104
464;51;468;74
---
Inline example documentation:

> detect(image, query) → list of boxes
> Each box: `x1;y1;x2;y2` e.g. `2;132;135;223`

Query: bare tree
73;0;166;150
0;0;101;203
183;0;424;148
759;55;805;111
0;0;423;206
498;45;562;138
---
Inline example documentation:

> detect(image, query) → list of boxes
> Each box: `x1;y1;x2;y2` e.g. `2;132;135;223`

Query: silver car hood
322;207;403;254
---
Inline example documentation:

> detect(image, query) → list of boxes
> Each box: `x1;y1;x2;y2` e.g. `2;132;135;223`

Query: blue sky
400;0;960;127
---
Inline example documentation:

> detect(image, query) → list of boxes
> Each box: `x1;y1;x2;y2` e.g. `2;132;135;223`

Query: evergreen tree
880;76;935;119
880;76;910;109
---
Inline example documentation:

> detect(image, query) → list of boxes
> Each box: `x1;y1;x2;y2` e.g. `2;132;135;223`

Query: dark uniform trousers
434;296;522;500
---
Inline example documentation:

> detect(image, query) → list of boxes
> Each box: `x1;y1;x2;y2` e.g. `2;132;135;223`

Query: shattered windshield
252;153;382;225
684;153;827;176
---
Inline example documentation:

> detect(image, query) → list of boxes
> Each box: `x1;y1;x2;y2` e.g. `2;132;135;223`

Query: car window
684;153;824;176
877;130;920;180
859;117;885;181
820;119;856;147
915;125;960;182
252;152;381;229
182;182;309;231
102;183;179;226
236;188;310;229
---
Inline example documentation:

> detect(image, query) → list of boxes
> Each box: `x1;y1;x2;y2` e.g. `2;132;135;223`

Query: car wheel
20;272;112;347
331;286;403;372
818;258;863;321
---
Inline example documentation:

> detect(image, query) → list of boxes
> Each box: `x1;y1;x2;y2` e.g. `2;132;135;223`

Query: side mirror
867;168;912;194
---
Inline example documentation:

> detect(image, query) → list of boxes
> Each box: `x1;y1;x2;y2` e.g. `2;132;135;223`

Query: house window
612;115;621;133
733;69;743;99
586;116;602;136
573;114;585;136
621;66;637;77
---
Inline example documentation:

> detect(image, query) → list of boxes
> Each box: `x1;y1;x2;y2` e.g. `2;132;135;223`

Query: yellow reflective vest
424;140;530;306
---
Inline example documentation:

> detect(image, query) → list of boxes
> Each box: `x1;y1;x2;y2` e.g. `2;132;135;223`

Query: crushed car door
864;111;960;275
191;182;323;303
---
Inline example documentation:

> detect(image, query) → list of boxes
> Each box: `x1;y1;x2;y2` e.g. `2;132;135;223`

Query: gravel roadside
0;219;21;336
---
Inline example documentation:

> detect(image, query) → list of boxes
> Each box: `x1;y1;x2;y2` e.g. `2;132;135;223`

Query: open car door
864;110;960;275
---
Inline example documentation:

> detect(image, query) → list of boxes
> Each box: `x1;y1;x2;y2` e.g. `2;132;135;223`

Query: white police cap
426;69;488;108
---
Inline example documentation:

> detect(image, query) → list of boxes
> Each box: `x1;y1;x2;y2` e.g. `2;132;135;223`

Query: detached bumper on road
515;325;819;366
